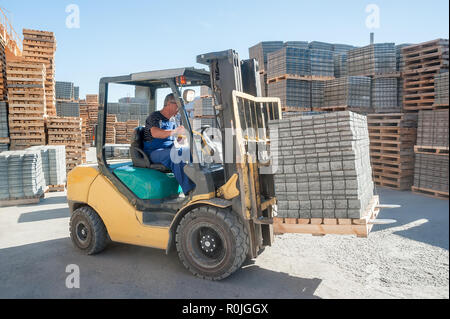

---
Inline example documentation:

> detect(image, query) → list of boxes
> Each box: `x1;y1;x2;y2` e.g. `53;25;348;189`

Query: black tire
175;206;249;280
70;206;109;255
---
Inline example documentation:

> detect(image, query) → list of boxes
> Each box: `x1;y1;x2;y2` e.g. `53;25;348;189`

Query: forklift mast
198;50;281;256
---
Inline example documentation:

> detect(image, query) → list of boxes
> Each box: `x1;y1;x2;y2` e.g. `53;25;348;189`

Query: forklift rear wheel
70;206;109;255
175;206;249;280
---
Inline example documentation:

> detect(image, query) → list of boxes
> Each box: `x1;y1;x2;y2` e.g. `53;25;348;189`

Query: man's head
162;93;179;118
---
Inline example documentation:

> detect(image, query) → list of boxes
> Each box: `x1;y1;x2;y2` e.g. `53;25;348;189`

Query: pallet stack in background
46;116;84;173
107;97;149;125
412;110;449;199
114;121;128;144
126;120;140;142
0;37;7;101
22;29;57;117
106;114;117;144
6;61;46;150
55;81;80;117
192;86;216;130
368;113;418;190
85;94;99;144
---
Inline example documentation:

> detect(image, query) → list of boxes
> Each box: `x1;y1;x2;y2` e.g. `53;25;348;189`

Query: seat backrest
130;126;151;168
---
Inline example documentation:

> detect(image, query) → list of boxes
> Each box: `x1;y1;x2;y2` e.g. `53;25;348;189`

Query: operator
143;93;196;195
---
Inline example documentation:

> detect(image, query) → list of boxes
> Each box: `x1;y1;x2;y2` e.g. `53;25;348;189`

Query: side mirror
183;89;196;103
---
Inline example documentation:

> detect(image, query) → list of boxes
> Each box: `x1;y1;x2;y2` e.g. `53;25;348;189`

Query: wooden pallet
267;74;334;84
411;186;449;200
45;184;66;193
273;196;380;238
0;193;44;207
414;145;449;155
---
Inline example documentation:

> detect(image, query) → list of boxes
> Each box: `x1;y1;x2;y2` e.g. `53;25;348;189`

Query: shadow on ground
18;207;70;223
0;238;321;299
372;187;449;250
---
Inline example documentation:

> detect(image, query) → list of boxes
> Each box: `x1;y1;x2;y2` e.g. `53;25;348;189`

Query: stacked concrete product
22;29;57;116
284;41;308;49
193;86;216;130
309;49;334;77
333;44;356;55
371;77;399;112
334;53;348;78
308;41;334;51
0;101;9;151
27;145;66;187
55;81;74;100
270;111;374;219
74;87;80;101
311;81;325;108
402;39;449;111
347;43;396;76
0;150;45;201
56;101;80;117
249;41;284;73
105;144;131;159
322;76;372;112
434;71;449;106
267;47;311;79
413;109;449;197
107;97;149;126
269;79;311;109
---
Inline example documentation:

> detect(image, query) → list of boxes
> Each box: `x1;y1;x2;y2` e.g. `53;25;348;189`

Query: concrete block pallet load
6;61;47;150
433;71;449;107
56;101;80;117
368;113;418;190
320;76;372;113
270;111;380;237
412;109;449;199
401;39;449;111
22;29;57;116
396;44;412;110
193;86;216;131
55;81;74;100
0;101;9;151
27;145;66;192
0;150;46;207
46;116;85;173
371;77;399;113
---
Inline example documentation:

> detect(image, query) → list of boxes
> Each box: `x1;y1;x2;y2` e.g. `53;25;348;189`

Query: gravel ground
0;188;448;299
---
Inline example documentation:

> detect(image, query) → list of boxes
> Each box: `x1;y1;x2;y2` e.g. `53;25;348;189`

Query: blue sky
1;0;448;103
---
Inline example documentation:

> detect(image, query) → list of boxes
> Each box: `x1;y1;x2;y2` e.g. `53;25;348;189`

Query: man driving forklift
142;93;196;195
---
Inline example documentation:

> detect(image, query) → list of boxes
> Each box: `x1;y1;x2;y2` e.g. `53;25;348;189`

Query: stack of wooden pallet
78;99;90;144
412;109;449;199
6;61;46;150
126;120;139;142
402;39;449;111
46;116;84;172
86;94;99;143
0;38;7;101
114;122;128;144
106;114;117;144
368;113;418;190
22;29;57;116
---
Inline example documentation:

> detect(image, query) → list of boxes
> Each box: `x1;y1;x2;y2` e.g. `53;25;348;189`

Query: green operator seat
113;164;182;200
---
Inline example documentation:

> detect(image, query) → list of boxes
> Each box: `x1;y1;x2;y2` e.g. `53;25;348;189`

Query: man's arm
151;126;185;139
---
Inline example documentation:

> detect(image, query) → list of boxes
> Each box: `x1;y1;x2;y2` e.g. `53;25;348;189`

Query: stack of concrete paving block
396;44;411;109
284;41;309;49
105;144;131;159
311;81;325;108
322;76;372;110
55;81;74;100
268;79;311;109
0;152;9;200
267;47;311;79
371;77;400;112
56;101;80;117
269;111;374;219
310;49;334;77
249;41;284;72
348;43;397;76
27;145;66;187
333;44;356;54
308;41;334;51
74;87;80;101
434;71;449;106
417;109;449;148
334;53;348;78
413;154;449;196
0;101;9;151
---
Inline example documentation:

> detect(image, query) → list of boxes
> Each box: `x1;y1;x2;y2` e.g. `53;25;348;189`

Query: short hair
164;93;176;107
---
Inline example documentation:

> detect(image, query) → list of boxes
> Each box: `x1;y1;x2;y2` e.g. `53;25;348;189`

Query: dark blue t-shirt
143;111;176;151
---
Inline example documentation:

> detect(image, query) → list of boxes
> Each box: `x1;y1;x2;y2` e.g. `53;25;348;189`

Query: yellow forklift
67;50;283;280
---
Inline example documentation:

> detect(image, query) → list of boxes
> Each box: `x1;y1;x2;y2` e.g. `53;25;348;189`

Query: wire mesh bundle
347;43;396;75
323;76;371;108
268;79;311;109
371;77;399;112
267;47;311;79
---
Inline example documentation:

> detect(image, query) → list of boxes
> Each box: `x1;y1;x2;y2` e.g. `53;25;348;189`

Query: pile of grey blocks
310;49;334;77
74;86;80;101
414;154;449;193
107;97;149;126
0;150;46;200
56;101;80;117
268;79;311;109
417;109;449;148
371;77;399;112
311;81;325;108
27;146;66;186
434;71;449;106
269;111;374;219
249;41;284;72
323;76;372;109
55;81;75;100
267;47;311;79
0;101;8;151
334;53;348;78
105;144;131;159
347;43;397;76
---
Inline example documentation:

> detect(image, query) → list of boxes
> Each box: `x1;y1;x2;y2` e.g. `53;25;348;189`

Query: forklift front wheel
175;206;249;280
70;206;109;255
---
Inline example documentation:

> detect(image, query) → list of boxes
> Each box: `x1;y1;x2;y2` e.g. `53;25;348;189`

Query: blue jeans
143;144;196;195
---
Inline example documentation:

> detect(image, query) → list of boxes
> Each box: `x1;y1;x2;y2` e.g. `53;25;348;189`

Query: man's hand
172;125;185;136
